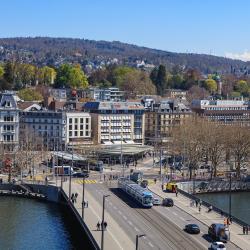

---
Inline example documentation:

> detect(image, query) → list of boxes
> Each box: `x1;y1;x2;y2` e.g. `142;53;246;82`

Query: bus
53;166;75;176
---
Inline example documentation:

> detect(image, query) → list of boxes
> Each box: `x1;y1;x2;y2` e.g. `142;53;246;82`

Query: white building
0;92;19;151
65;112;92;146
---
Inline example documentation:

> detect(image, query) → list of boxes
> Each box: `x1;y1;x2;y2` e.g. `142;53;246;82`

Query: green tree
235;80;249;96
18;88;43;101
3;61;16;84
112;66;135;87
156;65;167;95
0;65;4;78
204;79;217;93
69;64;88;89
55;64;88;89
38;66;56;85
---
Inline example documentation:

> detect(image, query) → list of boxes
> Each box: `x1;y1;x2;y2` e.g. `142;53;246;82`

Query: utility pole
136;234;146;250
82;174;85;219
229;173;232;220
159;148;162;182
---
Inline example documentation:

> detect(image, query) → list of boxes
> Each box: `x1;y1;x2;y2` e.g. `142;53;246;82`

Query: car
153;197;161;205
72;172;89;178
162;198;174;207
184;224;200;234
210;242;226;250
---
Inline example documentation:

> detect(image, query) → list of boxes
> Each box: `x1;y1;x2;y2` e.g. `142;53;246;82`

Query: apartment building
0;92;19;151
191;99;250;125
84;101;145;145
145;99;191;144
65;112;92;146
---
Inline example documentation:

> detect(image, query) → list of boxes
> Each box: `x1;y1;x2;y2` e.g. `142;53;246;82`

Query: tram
118;178;153;208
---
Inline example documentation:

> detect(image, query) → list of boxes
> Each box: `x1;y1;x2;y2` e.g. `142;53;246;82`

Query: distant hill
0;37;249;74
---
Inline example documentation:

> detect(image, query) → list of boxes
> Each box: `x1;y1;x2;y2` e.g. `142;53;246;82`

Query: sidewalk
149;183;250;250
62;181;134;250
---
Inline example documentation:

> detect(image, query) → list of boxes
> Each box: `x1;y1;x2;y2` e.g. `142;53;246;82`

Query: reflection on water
198;192;250;224
0;197;86;250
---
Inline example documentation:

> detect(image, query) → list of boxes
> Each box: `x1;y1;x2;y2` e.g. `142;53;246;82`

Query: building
19;109;67;150
84;101;145;145
65;112;92;147
191;99;250;125
0;92;19;151
78;87;124;102
145;99;191;144
165;89;187;100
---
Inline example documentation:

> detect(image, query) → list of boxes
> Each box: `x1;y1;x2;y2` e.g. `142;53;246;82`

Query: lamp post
101;194;110;250
229;172;232;220
136;234;146;250
82;170;89;220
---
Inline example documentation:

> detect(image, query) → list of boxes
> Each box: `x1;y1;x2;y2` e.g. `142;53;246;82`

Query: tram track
134;206;205;250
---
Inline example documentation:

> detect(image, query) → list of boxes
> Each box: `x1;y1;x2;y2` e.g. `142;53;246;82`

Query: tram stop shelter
95;144;153;164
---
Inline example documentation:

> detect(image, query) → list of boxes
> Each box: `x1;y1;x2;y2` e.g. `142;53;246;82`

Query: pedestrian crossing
74;179;97;184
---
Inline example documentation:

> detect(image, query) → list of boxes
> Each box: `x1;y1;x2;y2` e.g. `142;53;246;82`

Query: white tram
118;178;153;208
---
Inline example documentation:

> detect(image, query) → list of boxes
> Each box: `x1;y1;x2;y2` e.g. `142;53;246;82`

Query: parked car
184;224;200;234
72;172;89;178
162;198;174;207
153;197;161;205
210;242;226;250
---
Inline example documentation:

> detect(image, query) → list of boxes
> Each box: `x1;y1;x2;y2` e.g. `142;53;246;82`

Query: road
84;180;207;250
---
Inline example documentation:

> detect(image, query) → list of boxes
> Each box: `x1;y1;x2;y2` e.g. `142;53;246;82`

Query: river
0;197;88;250
198;192;250;225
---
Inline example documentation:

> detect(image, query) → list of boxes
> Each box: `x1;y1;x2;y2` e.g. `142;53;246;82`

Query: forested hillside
0;37;249;73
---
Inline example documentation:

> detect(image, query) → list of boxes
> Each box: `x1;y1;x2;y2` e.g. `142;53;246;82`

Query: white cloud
225;51;250;62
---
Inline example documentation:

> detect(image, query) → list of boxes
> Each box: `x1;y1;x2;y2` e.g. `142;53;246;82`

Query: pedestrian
104;175;106;181
243;225;246;235
75;193;78;202
154;178;157;184
246;225;249;235
195;200;198;207
103;221;107;230
198;205;201;213
71;193;74;203
175;190;178;197
97;222;100;231
86;201;88;208
208;205;213;213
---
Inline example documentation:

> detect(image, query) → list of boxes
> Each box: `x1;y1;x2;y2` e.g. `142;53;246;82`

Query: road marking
134;227;139;232
148;242;154;248
128;220;133;225
142;236;146;239
172;212;177;216
180;216;185;221
118;210;122;215
123;215;127;220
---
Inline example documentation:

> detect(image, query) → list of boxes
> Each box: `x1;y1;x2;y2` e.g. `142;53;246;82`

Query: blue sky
1;0;250;60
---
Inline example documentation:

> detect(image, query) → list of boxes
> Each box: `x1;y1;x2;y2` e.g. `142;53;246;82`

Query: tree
38;66;56;85
55;64;88;89
0;65;4;78
235;80;249;97
204;79;217;93
186;85;209;102
3;61;16;84
18;88;43;101
69;64;88;89
120;70;156;98
156;65;167;95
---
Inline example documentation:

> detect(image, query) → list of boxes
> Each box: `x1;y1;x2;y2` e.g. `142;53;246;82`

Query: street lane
85;181;206;250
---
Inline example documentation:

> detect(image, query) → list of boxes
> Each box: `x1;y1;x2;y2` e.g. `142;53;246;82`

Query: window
80;131;83;136
4;116;14;122
74;131;78;136
75;118;78;123
69;118;72;124
80;118;83;123
86;131;89;136
69;131;72;136
75;125;78;130
86;118;89;123
69;125;72;130
80;125;83;130
86;124;89;130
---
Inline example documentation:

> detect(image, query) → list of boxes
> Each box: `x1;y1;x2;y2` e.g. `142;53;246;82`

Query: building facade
84;102;145;145
0;92;19;151
145;99;191;144
191;99;250;125
65;112;92;147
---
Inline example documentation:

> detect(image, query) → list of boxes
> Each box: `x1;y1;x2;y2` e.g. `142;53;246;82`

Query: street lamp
136;234;146;250
101;194;110;250
229;172;232;221
82;171;89;220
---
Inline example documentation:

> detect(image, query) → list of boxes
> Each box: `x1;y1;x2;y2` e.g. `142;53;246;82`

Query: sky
1;0;250;60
